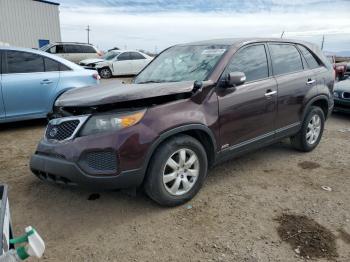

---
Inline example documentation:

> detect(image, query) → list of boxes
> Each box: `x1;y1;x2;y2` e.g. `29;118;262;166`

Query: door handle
306;79;316;85
265;90;277;97
40;79;53;85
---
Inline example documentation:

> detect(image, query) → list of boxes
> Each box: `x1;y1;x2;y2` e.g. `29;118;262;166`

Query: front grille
46;120;80;141
86;151;117;171
343;92;350;99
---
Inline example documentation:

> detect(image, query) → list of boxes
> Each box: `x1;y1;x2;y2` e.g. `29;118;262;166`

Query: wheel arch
141;124;217;182
302;95;329;120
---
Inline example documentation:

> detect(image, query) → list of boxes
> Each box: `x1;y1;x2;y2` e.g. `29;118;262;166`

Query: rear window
6;51;44;73
269;44;303;75
298;45;320;69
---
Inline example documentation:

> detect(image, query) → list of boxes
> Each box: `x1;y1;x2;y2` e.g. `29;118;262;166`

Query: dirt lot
0;82;349;261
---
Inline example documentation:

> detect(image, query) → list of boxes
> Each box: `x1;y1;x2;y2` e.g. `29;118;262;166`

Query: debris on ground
87;193;101;201
298;161;321;170
186;204;193;210
321;186;332;192
276;214;338;259
338;128;350;133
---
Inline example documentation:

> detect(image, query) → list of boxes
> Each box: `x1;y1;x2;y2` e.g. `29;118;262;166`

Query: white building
0;0;61;48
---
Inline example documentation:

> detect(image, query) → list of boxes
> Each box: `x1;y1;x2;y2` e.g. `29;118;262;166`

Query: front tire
99;67;112;79
290;106;325;152
144;135;208;207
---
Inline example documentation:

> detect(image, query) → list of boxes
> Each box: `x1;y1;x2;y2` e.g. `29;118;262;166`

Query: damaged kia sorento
30;38;334;206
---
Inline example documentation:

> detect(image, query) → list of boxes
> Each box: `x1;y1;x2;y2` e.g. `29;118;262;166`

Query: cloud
57;1;350;52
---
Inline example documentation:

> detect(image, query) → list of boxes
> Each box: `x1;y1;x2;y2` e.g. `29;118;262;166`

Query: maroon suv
30;38;334;206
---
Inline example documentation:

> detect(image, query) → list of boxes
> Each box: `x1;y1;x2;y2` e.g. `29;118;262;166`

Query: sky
55;0;350;53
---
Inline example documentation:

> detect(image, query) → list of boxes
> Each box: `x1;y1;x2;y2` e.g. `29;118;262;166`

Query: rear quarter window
297;45;321;69
269;44;303;75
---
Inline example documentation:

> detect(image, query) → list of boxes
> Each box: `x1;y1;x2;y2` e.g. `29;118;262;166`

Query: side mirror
226;72;246;87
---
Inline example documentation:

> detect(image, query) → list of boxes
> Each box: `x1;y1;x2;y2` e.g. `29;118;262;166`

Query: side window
55;45;64;54
44;58;59;71
269;44;303;75
225;44;269;82
130;52;145;60
117;52;131;61
64;45;81;53
83;46;96;53
298;45;320;69
6;51;44;73
59;63;71;71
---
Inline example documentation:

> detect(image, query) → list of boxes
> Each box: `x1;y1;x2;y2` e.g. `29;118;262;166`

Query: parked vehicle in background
333;78;350;113
30;38;334;206
40;42;103;64
0;47;100;123
327;55;347;80
79;50;121;69
93;50;153;78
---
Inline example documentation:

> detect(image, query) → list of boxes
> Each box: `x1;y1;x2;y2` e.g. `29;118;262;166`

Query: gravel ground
0;80;349;261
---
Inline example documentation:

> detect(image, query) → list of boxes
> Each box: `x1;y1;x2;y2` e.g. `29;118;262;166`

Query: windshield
134;45;228;84
104;51;120;60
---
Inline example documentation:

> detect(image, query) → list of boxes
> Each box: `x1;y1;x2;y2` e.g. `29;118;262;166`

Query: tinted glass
118;52;131;61
59;63;71;71
7;51;44;73
225;45;269;82
55;45;64;54
44;58;59;71
269;44;303;75
298;45;320;69
64;45;81;53
82;45;96;53
130;52;145;60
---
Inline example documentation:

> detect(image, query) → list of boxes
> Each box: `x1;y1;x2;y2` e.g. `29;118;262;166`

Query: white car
41;42;103;64
82;50;153;78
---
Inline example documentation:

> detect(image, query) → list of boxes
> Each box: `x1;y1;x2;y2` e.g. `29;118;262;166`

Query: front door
2;51;59;119
113;52;133;75
217;44;278;150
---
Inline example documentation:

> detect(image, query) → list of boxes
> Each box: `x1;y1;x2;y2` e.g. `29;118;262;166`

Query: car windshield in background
104;51;120;60
134;45;228;84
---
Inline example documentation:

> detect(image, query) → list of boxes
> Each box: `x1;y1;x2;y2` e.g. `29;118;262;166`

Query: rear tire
144;135;208;207
99;67;112;79
290;106;325;152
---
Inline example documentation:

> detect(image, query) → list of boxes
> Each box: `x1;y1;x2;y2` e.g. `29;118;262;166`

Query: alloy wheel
162;148;200;196
306;114;321;145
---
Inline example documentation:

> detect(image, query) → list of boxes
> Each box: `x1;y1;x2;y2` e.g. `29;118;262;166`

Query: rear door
268;43;316;131
0;51;5;119
1;51;59;119
129;52;148;74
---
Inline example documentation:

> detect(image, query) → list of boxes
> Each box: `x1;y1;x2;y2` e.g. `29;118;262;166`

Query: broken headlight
80;109;146;136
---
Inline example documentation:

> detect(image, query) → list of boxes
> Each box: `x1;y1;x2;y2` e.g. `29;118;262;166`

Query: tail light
93;73;101;80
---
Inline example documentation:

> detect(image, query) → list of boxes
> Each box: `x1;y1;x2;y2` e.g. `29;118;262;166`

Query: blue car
0;47;100;123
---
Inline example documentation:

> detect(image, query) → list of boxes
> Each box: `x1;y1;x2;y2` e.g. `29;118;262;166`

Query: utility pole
321;35;325;50
86;25;91;44
280;30;285;39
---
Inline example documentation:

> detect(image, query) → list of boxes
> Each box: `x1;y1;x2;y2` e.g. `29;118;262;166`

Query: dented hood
55;80;195;107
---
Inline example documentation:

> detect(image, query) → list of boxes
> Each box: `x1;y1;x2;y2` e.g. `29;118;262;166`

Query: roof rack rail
54;42;93;45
